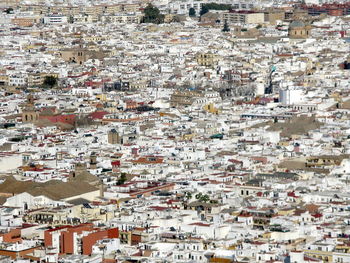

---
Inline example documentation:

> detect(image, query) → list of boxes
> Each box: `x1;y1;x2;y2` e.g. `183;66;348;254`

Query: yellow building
288;20;312;39
0;75;9;86
196;52;219;67
304;248;332;262
265;10;285;25
277;141;290;147
278;208;295;216
222;11;265;24
28;72;59;87
123;3;142;12
11;17;39;27
306;155;345;168
203;103;220;114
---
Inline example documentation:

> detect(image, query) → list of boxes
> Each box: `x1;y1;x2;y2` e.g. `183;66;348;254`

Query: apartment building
222;11;265;24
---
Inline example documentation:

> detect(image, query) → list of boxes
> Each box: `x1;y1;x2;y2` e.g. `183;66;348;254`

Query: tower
99;180;104;198
90;152;97;169
288;20;312;39
108;129;120;144
22;94;39;123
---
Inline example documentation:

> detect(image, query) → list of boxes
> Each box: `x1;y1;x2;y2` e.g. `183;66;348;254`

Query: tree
117;173;127;185
222;20;230;32
200;5;209;16
189;7;196;17
195;193;202;200
200;194;210;203
42;75;57;88
142;4;164;24
4;8;13;14
68;15;74;24
200;3;232;16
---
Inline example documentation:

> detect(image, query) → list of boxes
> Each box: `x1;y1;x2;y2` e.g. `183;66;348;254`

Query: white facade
169;0;204;15
43;15;68;24
0;153;22;172
9;75;27;86
279;88;303;105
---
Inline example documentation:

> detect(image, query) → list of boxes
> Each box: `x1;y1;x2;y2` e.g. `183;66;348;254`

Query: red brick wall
2;229;21;243
44;231;52;247
62;224;93;254
45;225;118;256
131;234;141;245
107;228;119;239
82;230;108;255
82;228;119;255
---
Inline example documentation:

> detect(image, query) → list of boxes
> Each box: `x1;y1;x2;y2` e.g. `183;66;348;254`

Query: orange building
0;228;21;243
11;17;37;27
44;223;119;255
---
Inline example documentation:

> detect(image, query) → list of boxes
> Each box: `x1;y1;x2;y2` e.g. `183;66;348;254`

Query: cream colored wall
63;190;100;202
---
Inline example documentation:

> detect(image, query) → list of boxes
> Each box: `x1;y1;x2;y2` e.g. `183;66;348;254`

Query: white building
9;75;27;87
279;88;303;105
43;15;68;24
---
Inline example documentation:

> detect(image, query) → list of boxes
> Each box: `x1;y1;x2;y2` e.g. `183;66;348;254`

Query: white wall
0;153;22;172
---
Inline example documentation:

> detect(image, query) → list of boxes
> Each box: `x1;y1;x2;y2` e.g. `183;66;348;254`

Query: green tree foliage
200;194;210;202
42;75;57;88
117;173;127;185
189;7;196;17
185;192;192;200
4;8;13;14
68;15;74;24
141;4;165;24
195;193;210;203
200;3;232;16
200;5;209;16
195;193;202;200
222;20;230;32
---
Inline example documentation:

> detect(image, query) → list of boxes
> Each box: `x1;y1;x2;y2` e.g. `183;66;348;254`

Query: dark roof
246;178;264;186
289;20;305;28
188;201;221;208
67;198;91;206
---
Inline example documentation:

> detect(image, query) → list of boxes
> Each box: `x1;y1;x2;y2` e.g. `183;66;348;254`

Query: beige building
102;13;142;24
264;9;285;25
19;3;142;16
27;72;59;87
170;90;201;107
196;52;219;67
0;75;9;86
58;48;108;65
0;0;20;7
222;11;265;24
288;20;312;39
123;4;142;12
11;17;39;27
108;129;122;144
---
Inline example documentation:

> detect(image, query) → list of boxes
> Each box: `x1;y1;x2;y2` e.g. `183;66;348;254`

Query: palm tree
195;193;203;200
200;194;210;203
